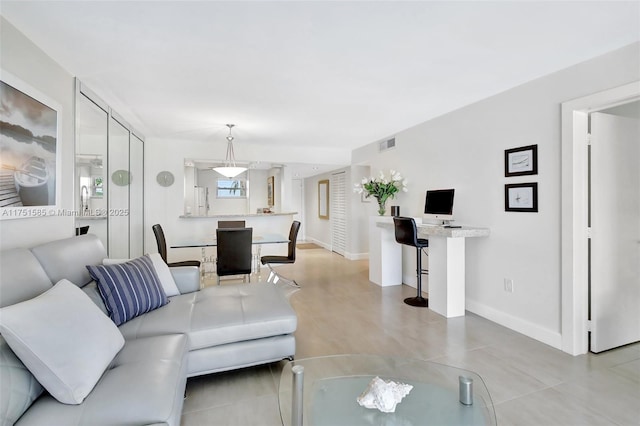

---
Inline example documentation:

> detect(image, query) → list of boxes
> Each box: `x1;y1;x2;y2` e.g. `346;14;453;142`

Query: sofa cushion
0;248;52;308
102;253;180;297
31;234;107;288
15;334;188;426
118;283;297;350
0;280;124;405
0;336;44;425
189;284;298;349
87;255;168;326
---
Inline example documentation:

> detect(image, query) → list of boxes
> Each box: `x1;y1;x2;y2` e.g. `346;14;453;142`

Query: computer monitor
424;189;455;224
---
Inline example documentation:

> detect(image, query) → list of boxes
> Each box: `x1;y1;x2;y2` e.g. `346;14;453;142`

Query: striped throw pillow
87;255;168;326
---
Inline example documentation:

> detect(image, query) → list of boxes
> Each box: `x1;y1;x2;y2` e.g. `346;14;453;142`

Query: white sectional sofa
0;234;297;425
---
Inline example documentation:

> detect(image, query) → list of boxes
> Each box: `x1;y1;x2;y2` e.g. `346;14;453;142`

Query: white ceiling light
213;124;247;178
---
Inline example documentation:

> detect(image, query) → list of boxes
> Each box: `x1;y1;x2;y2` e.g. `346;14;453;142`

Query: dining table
170;233;289;276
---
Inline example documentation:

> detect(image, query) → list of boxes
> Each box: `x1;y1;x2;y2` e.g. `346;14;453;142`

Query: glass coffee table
279;354;496;426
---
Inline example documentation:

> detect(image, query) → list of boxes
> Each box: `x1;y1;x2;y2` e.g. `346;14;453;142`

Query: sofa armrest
170;266;200;294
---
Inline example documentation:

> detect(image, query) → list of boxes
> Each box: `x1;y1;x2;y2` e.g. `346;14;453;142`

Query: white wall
351;42;640;348
0;18;75;250
349;165;371;259
248;169;268;214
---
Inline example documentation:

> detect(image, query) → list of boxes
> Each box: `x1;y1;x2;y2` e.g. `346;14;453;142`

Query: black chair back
151;223;201;268
152;224;168;262
218;220;246;228
216;227;253;277
287;221;301;261
75;226;90;236
393;217;420;247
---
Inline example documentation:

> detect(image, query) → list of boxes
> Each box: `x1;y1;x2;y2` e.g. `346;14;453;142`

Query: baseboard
305;237;331;251
303;239;369;261
345;252;368;260
402;274;416;288
466;299;563;350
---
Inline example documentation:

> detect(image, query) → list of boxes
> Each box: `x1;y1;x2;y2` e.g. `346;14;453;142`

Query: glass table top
170;233;288;248
278;354;496;426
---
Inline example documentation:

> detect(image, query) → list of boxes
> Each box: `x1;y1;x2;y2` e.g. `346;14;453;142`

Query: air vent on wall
379;137;396;152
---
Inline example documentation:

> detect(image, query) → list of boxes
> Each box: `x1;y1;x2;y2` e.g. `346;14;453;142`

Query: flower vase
377;200;386;216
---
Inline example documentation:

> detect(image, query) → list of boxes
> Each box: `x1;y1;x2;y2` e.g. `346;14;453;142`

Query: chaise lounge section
0;234;297;425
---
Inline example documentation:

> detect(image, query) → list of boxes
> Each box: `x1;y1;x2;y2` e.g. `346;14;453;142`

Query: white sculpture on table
357;376;413;413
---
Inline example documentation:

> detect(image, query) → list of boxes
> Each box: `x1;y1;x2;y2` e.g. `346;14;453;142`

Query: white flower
355;169;408;203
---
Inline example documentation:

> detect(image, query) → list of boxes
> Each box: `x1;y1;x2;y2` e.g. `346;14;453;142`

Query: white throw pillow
102;254;180;297
0;279;124;404
147;253;181;297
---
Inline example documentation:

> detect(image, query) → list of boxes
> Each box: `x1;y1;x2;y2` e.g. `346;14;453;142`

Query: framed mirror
318;179;329;219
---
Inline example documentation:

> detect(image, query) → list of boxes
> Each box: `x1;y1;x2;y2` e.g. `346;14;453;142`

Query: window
216;178;247;198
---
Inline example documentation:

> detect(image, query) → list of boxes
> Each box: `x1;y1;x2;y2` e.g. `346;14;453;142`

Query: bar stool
393;217;428;307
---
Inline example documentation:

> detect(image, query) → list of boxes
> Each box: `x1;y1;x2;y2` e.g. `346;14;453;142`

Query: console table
374;219;489;318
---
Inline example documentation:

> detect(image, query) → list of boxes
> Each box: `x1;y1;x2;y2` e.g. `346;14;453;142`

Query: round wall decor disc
156;171;175;187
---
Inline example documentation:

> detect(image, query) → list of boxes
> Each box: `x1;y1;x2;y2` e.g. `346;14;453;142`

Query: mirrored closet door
75;80;144;257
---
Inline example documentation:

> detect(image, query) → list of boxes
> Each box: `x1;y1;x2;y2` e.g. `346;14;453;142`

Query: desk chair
152;224;201;268
393;217;428;307
260;221;301;287
75;225;90;236
216;227;253;285
218;220;246;228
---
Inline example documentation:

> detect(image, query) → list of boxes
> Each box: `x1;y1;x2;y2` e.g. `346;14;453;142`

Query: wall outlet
504;278;514;293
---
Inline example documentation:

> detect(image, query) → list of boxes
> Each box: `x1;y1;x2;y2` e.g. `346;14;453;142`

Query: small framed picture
505;144;537;177
267;176;274;207
505;183;538;212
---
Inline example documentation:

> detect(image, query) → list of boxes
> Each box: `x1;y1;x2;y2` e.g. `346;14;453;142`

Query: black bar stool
393;217;428;307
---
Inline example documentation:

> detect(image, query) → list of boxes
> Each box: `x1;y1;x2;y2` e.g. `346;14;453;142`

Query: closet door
75;91;108;249
75;81;145;258
331;171;346;256
108;116;130;258
129;134;144;258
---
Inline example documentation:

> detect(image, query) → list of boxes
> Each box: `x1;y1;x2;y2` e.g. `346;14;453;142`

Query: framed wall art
505;182;538;212
267;175;275;207
505;144;537;177
0;70;62;220
318;179;329;219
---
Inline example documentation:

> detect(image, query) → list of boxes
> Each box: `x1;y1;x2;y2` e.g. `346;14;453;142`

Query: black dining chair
260;221;301;287
393;217;428;307
216;227;253;285
75;225;90;236
152;224;201;268
218;220;246;228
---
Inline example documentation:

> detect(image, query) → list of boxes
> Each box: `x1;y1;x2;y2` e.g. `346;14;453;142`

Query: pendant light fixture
213;124;247;178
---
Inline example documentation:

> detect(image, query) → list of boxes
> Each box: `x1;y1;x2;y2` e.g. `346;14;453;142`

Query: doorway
561;81;640;355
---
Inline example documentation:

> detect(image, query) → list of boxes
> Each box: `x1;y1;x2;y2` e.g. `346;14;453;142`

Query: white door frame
561;81;640;355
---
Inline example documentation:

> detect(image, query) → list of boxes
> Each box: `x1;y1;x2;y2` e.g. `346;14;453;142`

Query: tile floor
182;247;640;425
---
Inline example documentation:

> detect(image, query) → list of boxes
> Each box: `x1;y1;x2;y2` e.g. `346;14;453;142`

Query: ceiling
2;1;639;176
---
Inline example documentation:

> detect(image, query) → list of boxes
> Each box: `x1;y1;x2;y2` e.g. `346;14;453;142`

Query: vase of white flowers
353;170;408;215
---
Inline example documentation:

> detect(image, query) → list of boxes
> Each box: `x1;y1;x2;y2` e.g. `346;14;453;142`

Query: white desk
369;217;402;286
374;220;489;318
